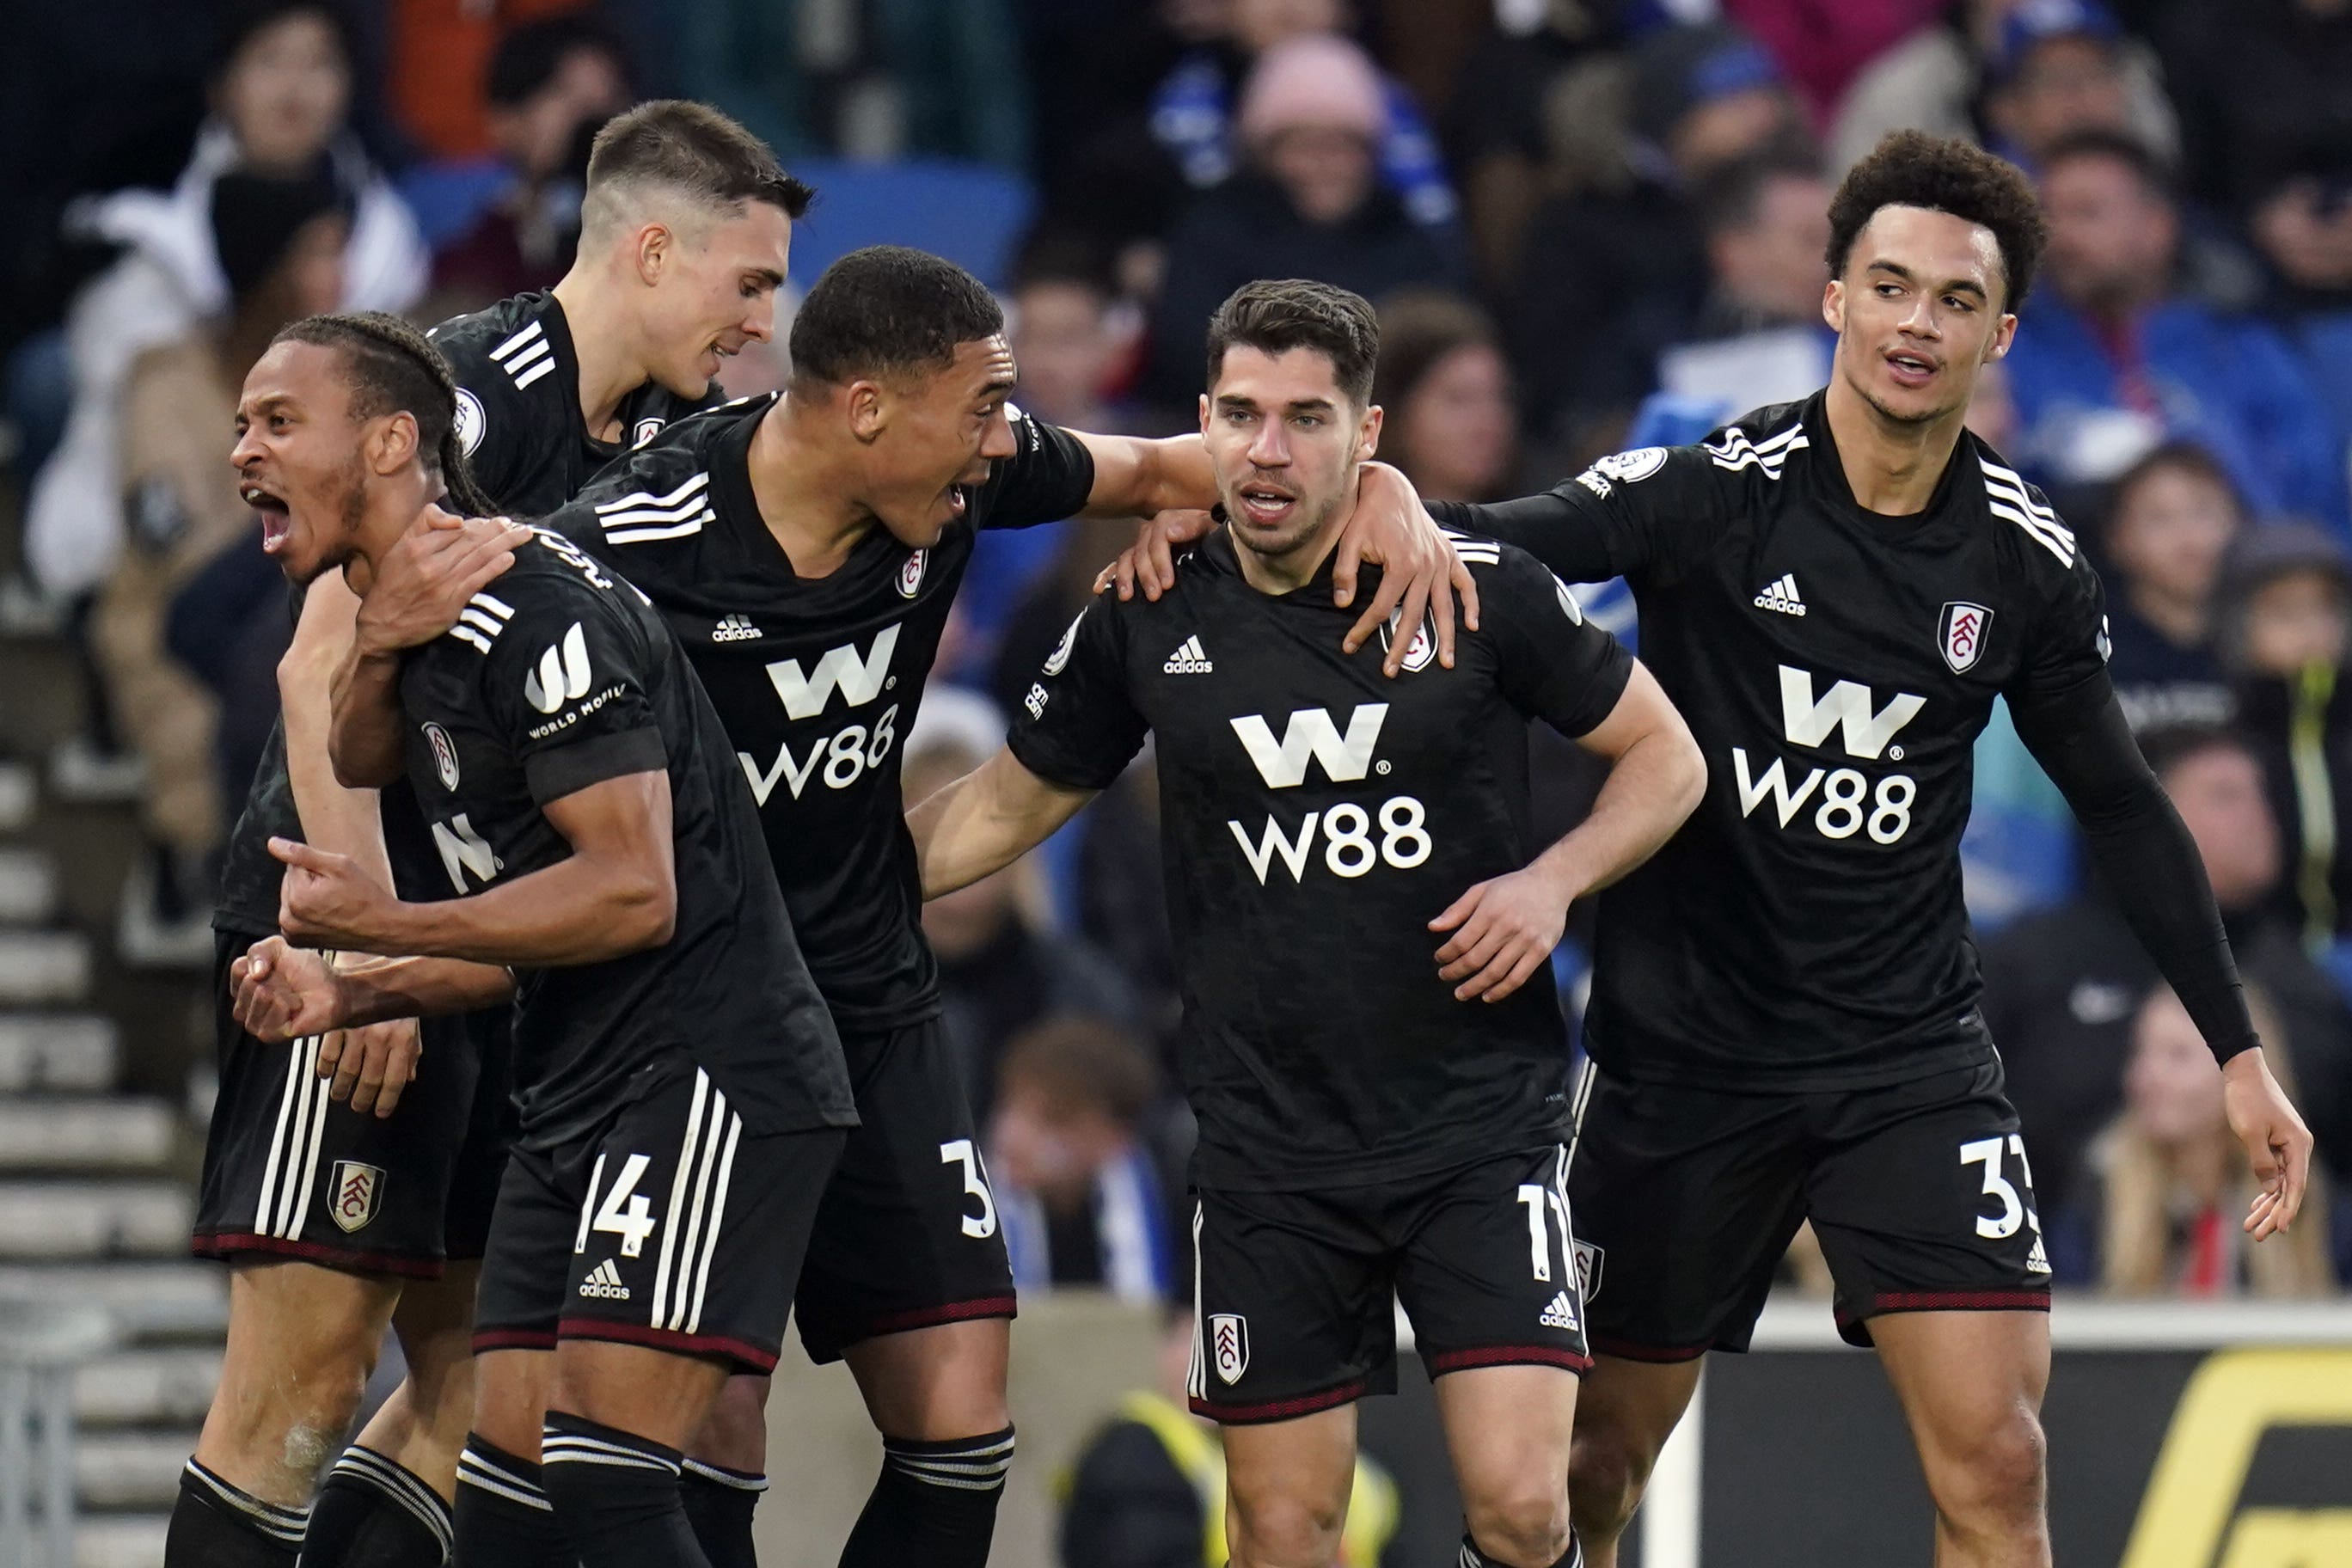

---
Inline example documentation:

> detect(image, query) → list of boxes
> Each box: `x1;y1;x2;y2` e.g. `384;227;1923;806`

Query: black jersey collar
1201;513;1379;605
1802;388;1970;531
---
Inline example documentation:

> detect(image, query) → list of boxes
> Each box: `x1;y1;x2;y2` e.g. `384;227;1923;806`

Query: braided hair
273;311;499;516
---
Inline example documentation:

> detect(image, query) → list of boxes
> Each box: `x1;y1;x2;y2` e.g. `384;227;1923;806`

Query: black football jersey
1008;528;1633;1191
395;527;854;1148
548;393;1097;1034
1435;390;2111;1091
430;291;722;518
214;292;714;935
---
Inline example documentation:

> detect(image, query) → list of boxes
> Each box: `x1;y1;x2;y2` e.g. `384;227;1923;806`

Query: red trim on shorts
1857;1289;2051;1320
554;1317;781;1373
472;1327;560;1355
849;1295;1021;1344
1191;1379;1368;1425
1425;1344;1593;1377
192;1231;444;1279
1588;1332;1712;1363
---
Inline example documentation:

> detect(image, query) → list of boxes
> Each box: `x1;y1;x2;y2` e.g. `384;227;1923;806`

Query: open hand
355;506;530;656
2222;1047;2315;1240
1430;865;1571;1002
1096;510;1218;601
1332;462;1478;676
317;1017;421;1118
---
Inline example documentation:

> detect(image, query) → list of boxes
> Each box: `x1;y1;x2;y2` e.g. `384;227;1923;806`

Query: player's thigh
1393;1144;1591;1381
1804;1060;2052;1349
793;1020;1015;1368
548;1339;732;1451
1190;1184;1396;1424
842;1315;1012;1440
205;1259;401;1461
1433;1363;1580;1517
438;1004;518;1269
193;930;482;1277
1871;1309;2051;1510
1218;1403;1360;1562
559;1064;844;1377
1570;1064;1811;1358
472;1348;554;1461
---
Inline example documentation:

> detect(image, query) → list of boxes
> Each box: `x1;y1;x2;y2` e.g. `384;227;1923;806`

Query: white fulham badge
1939;601;1993;674
1210;1314;1249;1385
1377;609;1437;673
331;1161;384;1233
899;548;929;598
425;722;460;790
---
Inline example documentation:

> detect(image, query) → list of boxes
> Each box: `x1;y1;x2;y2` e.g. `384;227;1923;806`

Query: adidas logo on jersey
712;613;762;643
1164;635;1214;674
578;1259;631;1301
1539;1290;1581;1332
1754;573;1807;616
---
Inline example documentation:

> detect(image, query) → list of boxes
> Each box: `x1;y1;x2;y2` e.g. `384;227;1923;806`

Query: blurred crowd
4;0;2350;1421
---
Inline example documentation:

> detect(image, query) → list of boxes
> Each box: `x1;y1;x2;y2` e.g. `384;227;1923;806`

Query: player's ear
369;410;420;476
846;379;887;443
1986;314;2018;362
1197;393;1212;438
1357;402;1383;462
634;222;671;287
1822;279;1845;334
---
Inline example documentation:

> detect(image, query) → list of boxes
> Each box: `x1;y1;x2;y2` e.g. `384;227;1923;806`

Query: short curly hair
1826;132;2049;310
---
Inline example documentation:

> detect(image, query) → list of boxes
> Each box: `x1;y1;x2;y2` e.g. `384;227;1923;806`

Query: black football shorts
193;928;513;1276
1187;1145;1592;1425
473;1057;845;1373
1569;1056;2053;1358
792;1017;1019;1363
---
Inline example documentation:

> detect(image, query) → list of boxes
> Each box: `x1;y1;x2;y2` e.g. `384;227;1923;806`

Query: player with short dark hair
1124;130;2310;1568
330;244;1469;1568
181;99;817;1568
908;278;1705;1568
226;309;856;1568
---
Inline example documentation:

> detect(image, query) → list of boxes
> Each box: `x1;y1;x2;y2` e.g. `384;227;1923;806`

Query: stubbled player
910;279;1704;1568
328;245;1468;1568
1118;132;2316;1568
229;310;857;1568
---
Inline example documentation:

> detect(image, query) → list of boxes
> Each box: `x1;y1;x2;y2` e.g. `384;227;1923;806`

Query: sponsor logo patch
453;389;486;456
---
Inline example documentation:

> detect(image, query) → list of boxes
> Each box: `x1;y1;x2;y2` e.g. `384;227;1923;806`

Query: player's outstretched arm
1079;437;1472;674
232;934;514;1044
1432;662;1705;1001
906;747;1095;899
2014;682;2315;1238
328;509;530;787
273;769;680;966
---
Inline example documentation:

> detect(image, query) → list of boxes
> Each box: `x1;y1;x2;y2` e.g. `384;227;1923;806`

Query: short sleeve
1484;546;1636;738
974;406;1099;530
1007;602;1148;789
477;588;667;805
2006;533;2112;711
1431;440;1732;588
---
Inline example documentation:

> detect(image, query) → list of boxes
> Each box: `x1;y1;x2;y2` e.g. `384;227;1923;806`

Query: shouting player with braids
1115;133;2315;1568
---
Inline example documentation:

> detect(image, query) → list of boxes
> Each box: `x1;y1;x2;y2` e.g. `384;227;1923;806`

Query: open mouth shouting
242;481;293;554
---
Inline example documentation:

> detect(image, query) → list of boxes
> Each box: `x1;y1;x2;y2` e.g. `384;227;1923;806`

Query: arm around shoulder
906;747;1096;899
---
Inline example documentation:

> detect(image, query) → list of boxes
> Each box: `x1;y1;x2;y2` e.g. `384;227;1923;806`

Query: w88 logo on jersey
1731;665;1925;846
1225;703;1432;882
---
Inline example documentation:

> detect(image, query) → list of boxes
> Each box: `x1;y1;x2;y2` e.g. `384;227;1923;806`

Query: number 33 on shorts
1962;1134;2050;1273
941;1138;999;1240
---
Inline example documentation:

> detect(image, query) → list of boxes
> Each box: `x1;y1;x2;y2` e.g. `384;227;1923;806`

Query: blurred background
0;0;2349;1564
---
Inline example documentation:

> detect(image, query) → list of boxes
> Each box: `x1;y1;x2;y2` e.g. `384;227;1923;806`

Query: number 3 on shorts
1959;1135;2039;1241
940;1138;999;1239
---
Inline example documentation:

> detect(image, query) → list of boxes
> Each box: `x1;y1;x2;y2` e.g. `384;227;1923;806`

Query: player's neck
1227;514;1345;597
550;268;649;444
744;395;876;578
340;481;447;590
1822;374;1968;517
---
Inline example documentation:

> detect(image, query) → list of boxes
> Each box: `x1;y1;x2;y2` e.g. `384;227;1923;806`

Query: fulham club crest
424;722;460;790
898;548;929;598
331;1161;384;1233
1939;601;1993;674
1377;609;1437;673
1210;1313;1250;1385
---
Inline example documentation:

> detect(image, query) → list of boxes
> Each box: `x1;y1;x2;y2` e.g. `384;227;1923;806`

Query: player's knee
1228;1485;1349;1567
1566;1423;1652;1531
689;1375;771;1471
1927;1407;2046;1529
1464;1480;1575;1567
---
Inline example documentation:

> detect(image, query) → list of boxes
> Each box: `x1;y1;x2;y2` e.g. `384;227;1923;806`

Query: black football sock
453;1435;569;1567
680;1458;767;1568
1459;1526;1583;1568
167;1460;307;1566
299;1445;453;1566
836;1427;1014;1568
540;1412;707;1568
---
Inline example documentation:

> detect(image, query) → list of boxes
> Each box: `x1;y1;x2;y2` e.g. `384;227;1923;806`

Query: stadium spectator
1147;0;1459;231
90;169;349;966
1142;33;1467;417
1057;1310;1401;1568
1719;0;1941;128
1829;0;2179;208
2004;131;2346;529
424;13;632;307
903;690;1144;1124
2155;0;2352;222
2099;442;2244;732
2218;524;2352;947
2077;984;2337;1295
989;1014;1183;1301
2245;149;2352;469
1652;151;1833;417
1369;290;1517;503
23;0;426;606
1507;20;1807;462
1983;724;2352;1224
